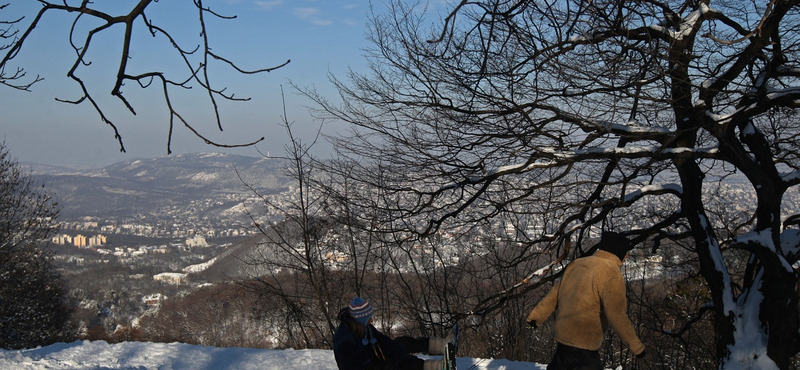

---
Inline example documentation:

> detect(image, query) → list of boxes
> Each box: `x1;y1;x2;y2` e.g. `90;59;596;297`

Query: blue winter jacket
332;308;421;370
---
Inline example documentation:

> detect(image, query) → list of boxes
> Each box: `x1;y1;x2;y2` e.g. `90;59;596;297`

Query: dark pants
547;343;603;370
365;337;429;370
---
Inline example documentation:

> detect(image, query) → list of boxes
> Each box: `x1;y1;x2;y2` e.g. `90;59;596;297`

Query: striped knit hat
348;297;374;327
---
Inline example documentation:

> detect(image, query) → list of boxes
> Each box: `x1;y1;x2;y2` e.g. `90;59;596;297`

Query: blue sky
1;0;446;167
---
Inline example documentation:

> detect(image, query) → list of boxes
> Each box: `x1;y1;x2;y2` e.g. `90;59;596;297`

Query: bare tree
240;99;464;348
302;0;800;368
0;1;289;153
233;98;349;349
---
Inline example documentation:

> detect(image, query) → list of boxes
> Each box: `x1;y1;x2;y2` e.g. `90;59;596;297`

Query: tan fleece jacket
526;250;645;355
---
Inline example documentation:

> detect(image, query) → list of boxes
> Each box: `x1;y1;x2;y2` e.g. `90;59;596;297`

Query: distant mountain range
25;152;292;222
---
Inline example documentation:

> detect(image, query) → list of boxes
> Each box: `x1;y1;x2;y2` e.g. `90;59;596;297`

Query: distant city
34;153;800;276
52;219;253;247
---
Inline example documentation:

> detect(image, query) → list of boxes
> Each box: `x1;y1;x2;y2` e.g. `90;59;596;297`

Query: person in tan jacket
526;232;645;370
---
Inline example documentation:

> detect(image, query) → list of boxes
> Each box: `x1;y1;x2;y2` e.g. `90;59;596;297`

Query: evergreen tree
0;142;72;349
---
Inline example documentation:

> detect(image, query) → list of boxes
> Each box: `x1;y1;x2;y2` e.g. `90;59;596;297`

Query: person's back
549;250;641;352
526;232;645;370
333;308;370;370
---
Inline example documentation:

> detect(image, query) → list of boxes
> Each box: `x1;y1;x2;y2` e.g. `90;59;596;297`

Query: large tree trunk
762;266;799;369
677;129;800;368
675;158;736;366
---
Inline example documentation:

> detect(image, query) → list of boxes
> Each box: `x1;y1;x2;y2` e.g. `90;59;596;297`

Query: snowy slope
0;340;546;370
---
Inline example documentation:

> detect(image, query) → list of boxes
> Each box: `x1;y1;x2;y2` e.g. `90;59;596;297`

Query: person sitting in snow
526;231;646;370
333;297;452;370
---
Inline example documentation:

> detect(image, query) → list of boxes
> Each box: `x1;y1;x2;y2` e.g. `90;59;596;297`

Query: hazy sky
1;0;445;168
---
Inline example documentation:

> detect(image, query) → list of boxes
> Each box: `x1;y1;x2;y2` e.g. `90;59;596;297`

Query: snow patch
725;269;779;370
0;340;547;370
191;172;219;182
649;3;709;41
623;183;683;203
600;121;671;134
698;215;736;314
184;257;218;273
197;152;229;158
781;170;800;183
222;202;248;216
737;229;793;272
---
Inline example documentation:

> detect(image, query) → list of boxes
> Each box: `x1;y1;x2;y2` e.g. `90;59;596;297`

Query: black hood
337;307;352;323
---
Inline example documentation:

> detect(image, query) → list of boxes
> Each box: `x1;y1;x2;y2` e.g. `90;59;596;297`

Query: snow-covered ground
0;340;546;370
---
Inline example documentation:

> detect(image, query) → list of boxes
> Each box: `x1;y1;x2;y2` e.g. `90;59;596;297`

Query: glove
527;320;538;329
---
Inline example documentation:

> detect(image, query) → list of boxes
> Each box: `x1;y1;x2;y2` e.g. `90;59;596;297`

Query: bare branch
1;0;288;153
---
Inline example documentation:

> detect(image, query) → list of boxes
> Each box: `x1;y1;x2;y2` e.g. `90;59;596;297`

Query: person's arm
526;280;560;327
373;327;412;360
600;277;645;355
